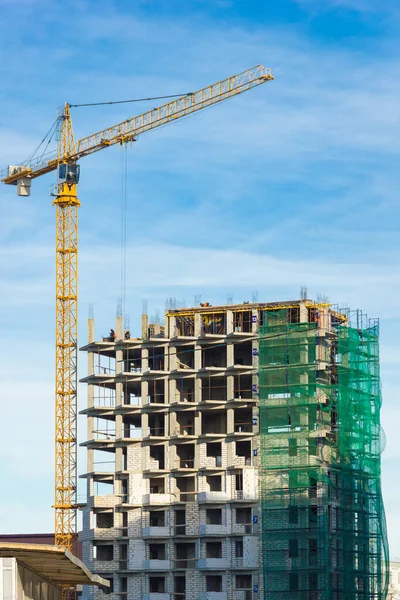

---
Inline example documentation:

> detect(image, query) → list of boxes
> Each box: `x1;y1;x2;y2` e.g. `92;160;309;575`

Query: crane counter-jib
1;64;273;187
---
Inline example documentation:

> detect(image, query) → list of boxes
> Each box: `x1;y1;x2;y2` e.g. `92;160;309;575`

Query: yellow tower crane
1;65;273;553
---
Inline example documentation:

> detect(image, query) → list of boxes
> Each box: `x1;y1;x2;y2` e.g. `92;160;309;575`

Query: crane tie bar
69;93;192;108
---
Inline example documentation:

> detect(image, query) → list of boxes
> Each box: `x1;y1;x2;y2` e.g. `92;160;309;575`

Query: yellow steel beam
53;182;79;552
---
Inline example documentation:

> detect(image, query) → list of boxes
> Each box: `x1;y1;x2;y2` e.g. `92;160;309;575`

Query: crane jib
1;65;273;188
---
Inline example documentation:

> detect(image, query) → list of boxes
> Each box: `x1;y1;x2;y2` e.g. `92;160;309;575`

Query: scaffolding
258;308;389;600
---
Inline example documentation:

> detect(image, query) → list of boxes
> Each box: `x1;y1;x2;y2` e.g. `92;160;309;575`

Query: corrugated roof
0;543;109;588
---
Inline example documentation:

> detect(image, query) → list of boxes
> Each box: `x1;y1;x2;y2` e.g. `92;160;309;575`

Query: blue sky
1;0;400;555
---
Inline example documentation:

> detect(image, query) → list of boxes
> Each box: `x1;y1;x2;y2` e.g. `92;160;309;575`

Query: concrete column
195;376;202;403
227;408;234;435
194;411;202;436
226;439;233;466
142;314;149;340
141;379;149;405
226;342;234;367
115;413;122;440
141;413;149;437
142;348;149;372
226;374;234;401
194;313;202;337
88;317;95;343
115;446;123;472
226;310;234;334
169;316;176;338
194;344;202;370
170;411;177;435
251;309;258;334
169;346;177;371
116;315;123;340
299;301;308;323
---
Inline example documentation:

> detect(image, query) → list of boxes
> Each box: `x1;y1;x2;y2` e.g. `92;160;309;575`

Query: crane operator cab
58;162;80;185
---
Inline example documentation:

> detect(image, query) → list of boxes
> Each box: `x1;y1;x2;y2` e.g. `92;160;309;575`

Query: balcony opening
175;377;195;403
175;543;196;568
289;539;298;558
175;476;195;502
202;345;226;368
202;411;226;435
93;475;114;497
176;444;195;469
95;510;113;529
234;341;252;365
94;383;115;408
122;512;128;536
309;505;318;528
124;349;141;373
149;543;166;560
289;574;299;592
149;576;165;594
94;350;116;374
174;575;186;599
206;442;222;467
234;408;253;433
121;480;128;504
149;445;165;470
177;346;195;369
234;538;243;558
149;347;165;371
94;543;113;561
121;448;127;471
148;414;165;437
120;577;127;594
206;575;222;592
206;541;222;559
309;538;318;566
148;379;165;404
175;508;186;535
235;473;243;497
123;414;141;439
175;315;194;337
235;441;252;466
206;474;222;492
236;574;252;590
93;416;116;441
149;477;165;494
233;310;252;333
234;374;252;400
93;450;115;474
149;510;166;527
236;507;251;525
119;543;128;570
174;413;194;436
123;381;141;406
206;508;222;525
201;312;226;335
201;376;227;402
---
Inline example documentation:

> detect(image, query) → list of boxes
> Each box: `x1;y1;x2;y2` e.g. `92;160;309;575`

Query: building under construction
79;299;389;600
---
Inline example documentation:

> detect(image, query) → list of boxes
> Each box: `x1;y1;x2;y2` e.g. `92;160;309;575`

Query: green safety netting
258;309;389;600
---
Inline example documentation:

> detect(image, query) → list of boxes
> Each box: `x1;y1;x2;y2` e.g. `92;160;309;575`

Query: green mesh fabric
258;309;389;600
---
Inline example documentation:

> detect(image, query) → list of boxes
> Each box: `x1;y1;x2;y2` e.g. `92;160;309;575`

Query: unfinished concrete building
79;300;389;600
